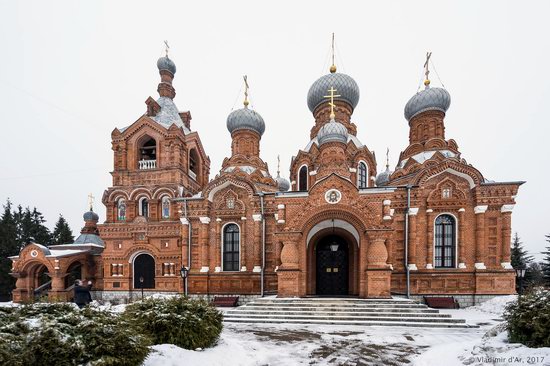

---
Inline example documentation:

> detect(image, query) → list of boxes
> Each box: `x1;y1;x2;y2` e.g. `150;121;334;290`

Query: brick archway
306;223;360;296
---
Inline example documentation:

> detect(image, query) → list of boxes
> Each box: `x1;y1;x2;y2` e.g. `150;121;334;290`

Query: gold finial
323;86;341;119
277;155;281;177
423;51;432;88
243;75;250;107
88;193;95;211
330;33;337;73
164;40;170;57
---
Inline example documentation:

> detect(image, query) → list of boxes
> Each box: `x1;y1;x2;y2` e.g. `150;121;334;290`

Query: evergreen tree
526;262;545;288
0;200;20;299
14;206;51;246
511;232;533;269
542;234;550;285
51;215;74;245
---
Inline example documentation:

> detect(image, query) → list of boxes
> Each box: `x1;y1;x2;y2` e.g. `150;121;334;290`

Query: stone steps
223;297;477;328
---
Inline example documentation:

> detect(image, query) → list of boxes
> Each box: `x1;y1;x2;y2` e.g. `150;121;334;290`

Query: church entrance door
316;235;349;296
133;253;155;289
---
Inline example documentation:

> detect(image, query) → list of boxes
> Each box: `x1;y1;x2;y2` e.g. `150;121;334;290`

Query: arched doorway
65;262;82;289
133;253;155;289
316;235;349;296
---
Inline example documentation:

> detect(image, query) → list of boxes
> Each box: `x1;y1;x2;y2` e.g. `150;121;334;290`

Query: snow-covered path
143;296;550;366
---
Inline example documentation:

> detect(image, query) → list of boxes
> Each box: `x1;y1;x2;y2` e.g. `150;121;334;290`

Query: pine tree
542;234;550;285
0;200;20;299
14;206;51;246
526;262;545;288
51;215;74;245
511;232;533;269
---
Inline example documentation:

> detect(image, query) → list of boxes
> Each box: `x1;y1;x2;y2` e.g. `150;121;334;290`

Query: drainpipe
259;192;266;297
404;185;411;299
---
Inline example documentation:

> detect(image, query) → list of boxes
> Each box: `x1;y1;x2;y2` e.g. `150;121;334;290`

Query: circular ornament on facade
325;189;342;204
30;250;38;258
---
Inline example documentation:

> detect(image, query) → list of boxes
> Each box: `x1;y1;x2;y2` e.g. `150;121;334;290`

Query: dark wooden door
316;235;349;296
134;254;155;289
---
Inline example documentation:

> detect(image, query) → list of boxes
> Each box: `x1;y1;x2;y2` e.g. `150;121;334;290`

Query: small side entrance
133;253;155;289
316;235;349;296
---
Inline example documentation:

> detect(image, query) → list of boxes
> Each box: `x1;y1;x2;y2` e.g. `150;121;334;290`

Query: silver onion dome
226;107;266;136
404;87;451;121
307;73;360;113
317;118;348;146
83;210;99;222
157;56;177;75
275;176;290;192
375;166;393;187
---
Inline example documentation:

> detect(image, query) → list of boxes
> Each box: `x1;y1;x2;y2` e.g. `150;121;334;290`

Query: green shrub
0;303;150;366
504;287;550;347
123;296;223;350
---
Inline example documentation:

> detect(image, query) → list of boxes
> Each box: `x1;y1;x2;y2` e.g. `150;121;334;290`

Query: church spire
157;41;177;99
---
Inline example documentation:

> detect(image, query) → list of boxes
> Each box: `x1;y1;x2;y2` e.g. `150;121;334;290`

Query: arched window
298;165;308;191
223;224;240;271
357;162;368;189
161;196;170;219
138;197;149;217
434;214;456;268
189;148;200;180
117;198;126;221
138;137;157;170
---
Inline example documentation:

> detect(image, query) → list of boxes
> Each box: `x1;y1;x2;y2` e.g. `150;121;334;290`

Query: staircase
223;297;476;328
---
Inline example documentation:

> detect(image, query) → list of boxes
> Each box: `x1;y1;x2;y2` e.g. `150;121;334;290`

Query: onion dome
317;118;348;146
157;56;177;75
307;73;360;113
404;87;451;121
275;175;290;192
226;107;265;136
375;165;393;187
83;209;99;222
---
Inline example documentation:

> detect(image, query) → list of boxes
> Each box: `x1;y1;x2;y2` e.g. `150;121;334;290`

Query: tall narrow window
298;165;308;191
117;198;126;221
223;224;240;271
161;197;170;219
434;214;456;268
139;197;149;217
138;137;157;169
189;148;199;180
357;162;368;188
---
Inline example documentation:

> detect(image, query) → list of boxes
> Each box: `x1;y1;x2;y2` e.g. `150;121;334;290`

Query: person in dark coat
74;280;92;308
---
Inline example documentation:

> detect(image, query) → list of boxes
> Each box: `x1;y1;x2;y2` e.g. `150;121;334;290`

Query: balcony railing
189;169;197;180
139;159;156;170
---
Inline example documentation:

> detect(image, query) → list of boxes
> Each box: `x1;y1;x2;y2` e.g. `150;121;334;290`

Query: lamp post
515;267;526;296
139;276;144;300
180;266;189;297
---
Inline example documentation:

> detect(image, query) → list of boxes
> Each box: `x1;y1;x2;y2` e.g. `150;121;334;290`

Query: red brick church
10;49;524;306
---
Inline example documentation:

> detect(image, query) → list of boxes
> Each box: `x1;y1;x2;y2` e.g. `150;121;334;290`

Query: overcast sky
0;0;548;259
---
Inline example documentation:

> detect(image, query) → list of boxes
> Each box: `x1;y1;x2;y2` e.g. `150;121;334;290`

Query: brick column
215;218;222;272
426;209;434;269
458;208;466;268
500;205;514;269
199;217;210;272
408;208;419;271
240;217;247;271
276;232;302;297
252;214;262;272
474;205;488;269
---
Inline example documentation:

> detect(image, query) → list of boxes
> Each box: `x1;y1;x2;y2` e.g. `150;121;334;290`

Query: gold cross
243;75;250;107
277;155;281;176
323;86;341;119
164;40;170;57
88;193;95;211
423;51;432;87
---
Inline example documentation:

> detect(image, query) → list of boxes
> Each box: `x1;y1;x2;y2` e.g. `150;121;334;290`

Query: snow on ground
4;296;550;365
